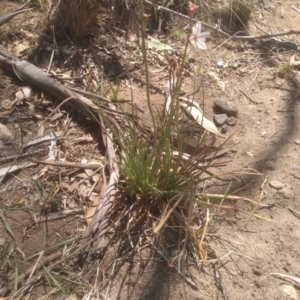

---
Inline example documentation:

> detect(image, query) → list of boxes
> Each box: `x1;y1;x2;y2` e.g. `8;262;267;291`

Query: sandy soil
1;0;300;299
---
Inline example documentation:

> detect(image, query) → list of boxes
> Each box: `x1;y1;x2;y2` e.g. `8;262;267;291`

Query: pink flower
190;22;209;50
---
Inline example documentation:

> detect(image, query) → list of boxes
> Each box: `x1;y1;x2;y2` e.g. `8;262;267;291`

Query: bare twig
0;149;45;163
240;90;262;105
25;250;45;286
33;160;103;170
288;207;300;220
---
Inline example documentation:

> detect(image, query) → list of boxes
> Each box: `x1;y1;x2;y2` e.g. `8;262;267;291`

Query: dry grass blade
81;111;120;254
153;194;184;234
270;273;300;287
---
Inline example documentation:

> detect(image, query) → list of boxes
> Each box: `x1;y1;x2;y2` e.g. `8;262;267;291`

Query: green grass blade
0;209;15;240
43;266;65;294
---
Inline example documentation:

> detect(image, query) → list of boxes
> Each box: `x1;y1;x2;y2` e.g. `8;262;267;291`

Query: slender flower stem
138;0;156;129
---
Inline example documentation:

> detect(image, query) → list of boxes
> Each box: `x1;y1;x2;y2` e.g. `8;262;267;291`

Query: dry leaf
1;98;19;110
0;123;13;143
180;103;225;138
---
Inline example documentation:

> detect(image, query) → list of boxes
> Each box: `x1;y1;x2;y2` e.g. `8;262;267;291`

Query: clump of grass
278;63;293;77
92;1;243;267
228;0;253;31
44;0;103;39
21;0;47;8
171;26;187;42
219;0;254;34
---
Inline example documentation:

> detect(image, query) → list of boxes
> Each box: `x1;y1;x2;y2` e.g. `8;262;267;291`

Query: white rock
280;284;298;300
0;123;13;143
269;180;284;190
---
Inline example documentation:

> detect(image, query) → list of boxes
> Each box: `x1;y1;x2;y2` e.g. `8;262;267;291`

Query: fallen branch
0;47;101;115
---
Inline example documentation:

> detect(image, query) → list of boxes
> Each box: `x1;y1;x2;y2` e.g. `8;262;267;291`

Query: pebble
214;100;238;117
0;123;13;143
266;161;276;170
214;114;227;126
286;162;299;171
280;284;298;300
294;140;300;145
221;124;228;133
269;180;284;190
281;186;294;199
226;116;237;126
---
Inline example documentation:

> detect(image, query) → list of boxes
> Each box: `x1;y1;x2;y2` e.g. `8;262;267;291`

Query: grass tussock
44;0;104;39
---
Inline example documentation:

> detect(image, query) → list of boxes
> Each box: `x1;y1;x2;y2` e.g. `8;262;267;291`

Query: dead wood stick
0;49;100;116
33;160;103;170
0;149;45;163
240;90;262;104
20;251;62;281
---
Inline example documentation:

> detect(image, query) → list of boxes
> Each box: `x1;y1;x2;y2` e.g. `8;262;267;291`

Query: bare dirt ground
1;0;300;299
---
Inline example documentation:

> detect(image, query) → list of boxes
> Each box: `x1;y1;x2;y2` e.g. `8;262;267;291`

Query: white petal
192;22;201;35
201;32;210;38
196;38;207;50
180;103;225;138
190;39;197;48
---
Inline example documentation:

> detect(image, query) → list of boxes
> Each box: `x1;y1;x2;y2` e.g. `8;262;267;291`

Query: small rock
261;131;267;137
282;186;294;199
266;161;276;170
0;238;6;246
226;116;237;126
0;123;13;143
221;124;228;133
294;140;300;145
214;114;227;126
214;100;238;117
253;268;262;276
269;180;284;190
286;162;299;171
267;58;280;67
280;284;298;300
